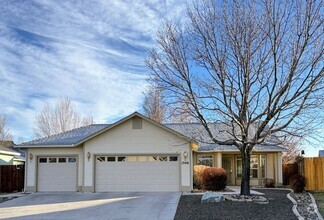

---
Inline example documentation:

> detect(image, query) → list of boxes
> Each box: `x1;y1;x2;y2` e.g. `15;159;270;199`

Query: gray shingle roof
165;123;286;152
20;124;110;146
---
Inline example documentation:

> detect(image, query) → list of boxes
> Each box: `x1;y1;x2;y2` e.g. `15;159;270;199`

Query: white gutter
15;144;75;148
0;150;20;156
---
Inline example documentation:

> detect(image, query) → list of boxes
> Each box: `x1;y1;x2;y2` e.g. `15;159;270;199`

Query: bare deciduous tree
34;97;94;138
282;140;301;164
143;84;166;123
147;0;323;195
143;84;196;123
0;114;13;143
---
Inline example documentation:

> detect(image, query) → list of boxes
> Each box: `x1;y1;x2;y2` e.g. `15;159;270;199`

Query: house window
138;156;147;162
261;155;266;178
58;158;67;163
148;156;158;162
128;156;137;162
97;157;105;162
68;158;76;163
250;156;258;178
159;156;168;162
197;155;214;166
49;158;57;163
107;157;116;162
236;155;266;178
169;156;178;161
118;156;126;162
237;158;242;178
39;158;47;163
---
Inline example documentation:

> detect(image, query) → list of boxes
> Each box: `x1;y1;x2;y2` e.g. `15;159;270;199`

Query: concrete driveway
0;192;180;220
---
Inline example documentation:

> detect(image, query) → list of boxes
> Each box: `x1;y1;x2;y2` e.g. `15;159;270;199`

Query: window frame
58;158;67;163
197;154;214;167
235;155;266;179
39;158;47;163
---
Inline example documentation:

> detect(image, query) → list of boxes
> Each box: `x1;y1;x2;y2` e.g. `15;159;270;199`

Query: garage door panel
37;157;77;192
95;155;179;192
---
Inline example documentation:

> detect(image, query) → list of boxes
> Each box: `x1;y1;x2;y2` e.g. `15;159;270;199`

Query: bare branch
33;97;94;138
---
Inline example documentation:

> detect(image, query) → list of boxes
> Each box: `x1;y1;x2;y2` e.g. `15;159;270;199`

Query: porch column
277;152;283;185
216;152;222;167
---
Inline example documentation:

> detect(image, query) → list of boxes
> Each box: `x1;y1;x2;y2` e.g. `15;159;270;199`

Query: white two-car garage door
95;155;179;192
37;157;77;192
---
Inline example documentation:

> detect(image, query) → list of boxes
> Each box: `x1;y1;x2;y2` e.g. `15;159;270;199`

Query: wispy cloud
0;0;187;141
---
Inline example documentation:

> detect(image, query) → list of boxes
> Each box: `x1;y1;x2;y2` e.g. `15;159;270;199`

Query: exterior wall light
87;152;91;161
183;151;188;161
29;153;33;161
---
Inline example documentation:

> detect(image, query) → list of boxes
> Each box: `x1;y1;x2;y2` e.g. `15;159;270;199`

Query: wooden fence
0;165;24;193
304;157;324;191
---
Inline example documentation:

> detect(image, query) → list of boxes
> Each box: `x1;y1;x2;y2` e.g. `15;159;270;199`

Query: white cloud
0;0;187;141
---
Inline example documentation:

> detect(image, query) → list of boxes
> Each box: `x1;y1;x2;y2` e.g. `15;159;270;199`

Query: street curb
287;192;304;220
308;192;323;220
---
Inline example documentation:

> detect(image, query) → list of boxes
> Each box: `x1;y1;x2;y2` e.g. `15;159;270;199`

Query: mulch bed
175;189;297;220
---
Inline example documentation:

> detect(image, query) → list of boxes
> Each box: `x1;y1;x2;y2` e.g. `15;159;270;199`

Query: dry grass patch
312;192;324;217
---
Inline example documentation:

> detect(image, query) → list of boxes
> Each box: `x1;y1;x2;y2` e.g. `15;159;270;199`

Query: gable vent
132;117;142;129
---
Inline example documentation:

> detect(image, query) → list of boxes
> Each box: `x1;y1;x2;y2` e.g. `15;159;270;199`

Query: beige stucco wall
25;147;83;192
0;154;14;165
84;118;192;192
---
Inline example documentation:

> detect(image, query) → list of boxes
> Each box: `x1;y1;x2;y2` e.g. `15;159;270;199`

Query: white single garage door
95;155;179;192
37;157;77;192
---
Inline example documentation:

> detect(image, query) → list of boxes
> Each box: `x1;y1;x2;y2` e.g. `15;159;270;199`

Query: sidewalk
0;192;28;198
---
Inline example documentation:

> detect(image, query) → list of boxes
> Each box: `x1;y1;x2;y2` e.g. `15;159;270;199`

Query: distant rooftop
0;141;20;155
319;150;324;157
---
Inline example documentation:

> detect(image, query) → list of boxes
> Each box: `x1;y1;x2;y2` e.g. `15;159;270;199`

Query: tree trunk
240;150;251;196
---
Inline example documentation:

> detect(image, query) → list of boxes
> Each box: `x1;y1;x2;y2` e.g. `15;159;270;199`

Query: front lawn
312;192;324;217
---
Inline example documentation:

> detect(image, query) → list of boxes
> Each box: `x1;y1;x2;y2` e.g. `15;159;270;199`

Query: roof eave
197;149;286;153
0;150;20;156
16;144;75;148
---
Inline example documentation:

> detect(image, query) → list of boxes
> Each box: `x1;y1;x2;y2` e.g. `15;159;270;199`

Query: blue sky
0;0;187;142
0;1;321;157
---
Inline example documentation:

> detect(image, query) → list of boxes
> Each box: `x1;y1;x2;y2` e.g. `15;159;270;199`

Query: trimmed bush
263;178;275;188
201;167;227;191
193;165;209;189
290;175;306;193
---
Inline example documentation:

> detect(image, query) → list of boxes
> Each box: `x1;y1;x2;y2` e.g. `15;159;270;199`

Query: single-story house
18;112;285;192
0;141;25;165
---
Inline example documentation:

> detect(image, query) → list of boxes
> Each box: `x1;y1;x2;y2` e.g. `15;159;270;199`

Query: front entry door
222;157;234;185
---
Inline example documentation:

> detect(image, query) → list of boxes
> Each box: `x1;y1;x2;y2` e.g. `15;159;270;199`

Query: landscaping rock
224;194;268;204
201;191;225;203
292;192;321;220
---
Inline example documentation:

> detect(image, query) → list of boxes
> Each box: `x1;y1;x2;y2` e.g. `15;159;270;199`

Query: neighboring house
319;150;324;157
17;112;285;192
0;141;25;165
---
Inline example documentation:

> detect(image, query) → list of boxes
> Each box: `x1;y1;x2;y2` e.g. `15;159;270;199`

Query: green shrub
193;165;209;189
290;175;306;193
201;167;227;191
263;178;275;188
